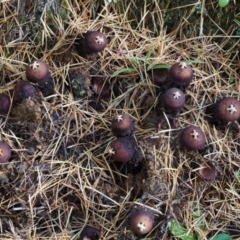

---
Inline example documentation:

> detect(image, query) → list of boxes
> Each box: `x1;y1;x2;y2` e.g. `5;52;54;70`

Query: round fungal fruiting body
161;87;185;115
214;97;240;123
198;161;217;181
148;68;169;86
180;125;206;150
130;207;154;235
109;136;136;163
80;225;100;240
14;81;37;103
0;141;11;163
84;31;107;53
26;60;54;96
76;31;107;57
111;113;135;137
169;62;193;88
0;93;11;114
26;60;50;83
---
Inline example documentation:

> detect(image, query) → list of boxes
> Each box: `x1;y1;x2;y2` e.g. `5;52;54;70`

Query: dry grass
0;0;240;239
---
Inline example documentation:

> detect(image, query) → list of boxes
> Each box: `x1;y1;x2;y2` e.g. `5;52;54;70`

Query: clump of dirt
68;69;92;98
11;92;50;122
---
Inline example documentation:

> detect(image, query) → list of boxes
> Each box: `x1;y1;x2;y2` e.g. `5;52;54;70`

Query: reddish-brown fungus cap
0;141;11;163
180;125;206;150
162;87;185;110
92;76;110;97
26;60;50;83
130;207;154;235
148;68;169;85
83;31;107;53
169;62;193;86
0;93;11;114
14;81;37;102
80;225;100;240
215;97;240;123
111;113;135;137
198;161;217;181
109;136;136;162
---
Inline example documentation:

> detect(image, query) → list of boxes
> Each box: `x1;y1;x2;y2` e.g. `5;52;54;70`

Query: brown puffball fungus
0;93;11;114
180;125;206;150
198;161;217;181
169;62;193;89
129;207;154;235
80;225;100;240
0;141;11;163
76;31;107;57
26;60;49;83
214;97;240;123
111;113;135;137
84;31;107;52
109;136;137;163
148;68;169;86
26;60;54;96
14;81;37;103
161;87;185;115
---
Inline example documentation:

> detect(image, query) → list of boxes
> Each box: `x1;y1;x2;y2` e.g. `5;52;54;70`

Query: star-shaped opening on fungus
0;149;3;156
190;130;199;140
29;61;40;70
116;114;123;122
95;36;105;44
179;61;188;68
109;148;115;155
227;104;237;114
173;91;181;99
83;237;91;240
137;222;146;232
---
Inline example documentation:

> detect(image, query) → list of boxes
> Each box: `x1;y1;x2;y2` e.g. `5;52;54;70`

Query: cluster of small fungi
100;61;240;237
0;30;106;167
0;59;55;165
84;113;155;238
150;61;240;182
109;113;143;165
0;30;110;240
1;29;240;239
